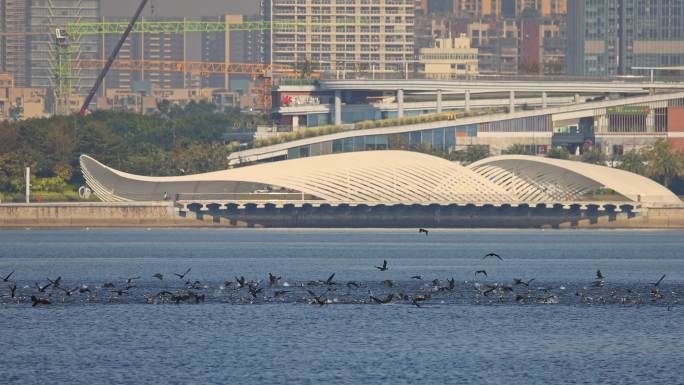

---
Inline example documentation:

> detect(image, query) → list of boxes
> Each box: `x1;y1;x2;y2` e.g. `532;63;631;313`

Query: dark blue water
0;229;682;384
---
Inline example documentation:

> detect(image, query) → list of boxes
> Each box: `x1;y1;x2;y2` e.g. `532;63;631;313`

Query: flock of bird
0;232;678;310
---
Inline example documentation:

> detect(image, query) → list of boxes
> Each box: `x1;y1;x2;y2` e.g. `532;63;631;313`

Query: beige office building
419;34;478;78
262;0;415;74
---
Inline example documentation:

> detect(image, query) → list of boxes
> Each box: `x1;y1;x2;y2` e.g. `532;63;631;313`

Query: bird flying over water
47;276;62;288
483;253;503;261
2;271;15;282
325;273;336;285
9;284;17;298
121;276;140;284
650;274;666;287
35;282;52;293
235;276;247;288
411;275;422;280
153;273;163;280
513;278;535;287
475;270;487;278
419;228;429;236
375;260;389;271
370;294;394;304
596;270;604;280
174;268;191;280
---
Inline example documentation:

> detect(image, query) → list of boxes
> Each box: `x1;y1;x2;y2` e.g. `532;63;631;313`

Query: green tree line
0;101;266;202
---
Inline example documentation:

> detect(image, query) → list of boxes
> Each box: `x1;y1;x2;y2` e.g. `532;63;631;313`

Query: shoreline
2;201;684;229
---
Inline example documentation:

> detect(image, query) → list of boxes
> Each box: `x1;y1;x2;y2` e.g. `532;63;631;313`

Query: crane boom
72;59;299;77
79;0;148;116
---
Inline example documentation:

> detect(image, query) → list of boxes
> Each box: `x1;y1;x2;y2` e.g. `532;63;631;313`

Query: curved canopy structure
81;151;514;204
81;151;680;205
469;155;681;205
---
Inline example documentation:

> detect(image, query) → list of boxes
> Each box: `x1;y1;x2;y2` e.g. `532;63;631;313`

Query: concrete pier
2;202;682;229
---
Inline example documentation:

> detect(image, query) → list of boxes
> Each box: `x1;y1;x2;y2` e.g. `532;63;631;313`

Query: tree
546;146;570;160
581;148;606;165
449;145;490;164
502;144;534;155
297;60;313;79
642;139;683;187
616;150;645;175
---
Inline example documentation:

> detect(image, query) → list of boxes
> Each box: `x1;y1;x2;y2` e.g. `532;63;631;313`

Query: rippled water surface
0;229;683;385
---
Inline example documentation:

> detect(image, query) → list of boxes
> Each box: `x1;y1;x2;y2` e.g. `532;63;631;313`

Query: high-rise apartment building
567;0;684;77
28;0;100;94
261;0;415;74
103;17;187;91
201;14;262;89
0;0;29;87
452;0;502;19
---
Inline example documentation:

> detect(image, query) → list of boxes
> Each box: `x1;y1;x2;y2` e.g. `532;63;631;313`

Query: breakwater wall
0;202;186;228
2;202;684;229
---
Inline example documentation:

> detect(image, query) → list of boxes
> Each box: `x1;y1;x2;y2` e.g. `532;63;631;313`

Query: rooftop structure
80;151;680;206
418;34;478;78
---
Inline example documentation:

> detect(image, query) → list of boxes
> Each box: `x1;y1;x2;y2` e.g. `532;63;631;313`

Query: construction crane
70;59;316;111
79;0;149;115
55;19;331;113
72;59;301;78
64;20;311;38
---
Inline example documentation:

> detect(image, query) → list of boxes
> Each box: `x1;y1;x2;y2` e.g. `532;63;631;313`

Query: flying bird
2;271;15;282
483;253;503;261
174;268;192;280
375;260;389;271
153;273;164;280
650;274;666;287
235;276;247;288
121;276;141;284
411;275;423;280
325;273;336;285
513;278;535;287
475;270;487;277
419;228;429;236
35;282;52;293
596;270;604;280
47;276;62;288
370;294;394;304
9;284;17;298
346;281;360;289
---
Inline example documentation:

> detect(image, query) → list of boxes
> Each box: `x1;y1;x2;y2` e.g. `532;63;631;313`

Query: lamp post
25;166;30;204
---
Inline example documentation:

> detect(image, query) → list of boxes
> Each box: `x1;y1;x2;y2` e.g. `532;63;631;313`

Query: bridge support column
334;91;342;126
465;89;471;112
436;89;443;113
397;89;404;118
542;91;548;108
574;93;582;103
509;90;515;113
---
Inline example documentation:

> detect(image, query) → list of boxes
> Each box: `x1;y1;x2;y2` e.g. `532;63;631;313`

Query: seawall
1;202;684;229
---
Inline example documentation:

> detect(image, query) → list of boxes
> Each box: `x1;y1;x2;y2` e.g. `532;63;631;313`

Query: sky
102;0;258;18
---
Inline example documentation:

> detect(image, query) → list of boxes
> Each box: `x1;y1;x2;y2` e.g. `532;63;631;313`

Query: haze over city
2;1;684;384
102;0;257;17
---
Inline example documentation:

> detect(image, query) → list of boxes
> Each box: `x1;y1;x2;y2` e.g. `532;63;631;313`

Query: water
0;229;683;384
